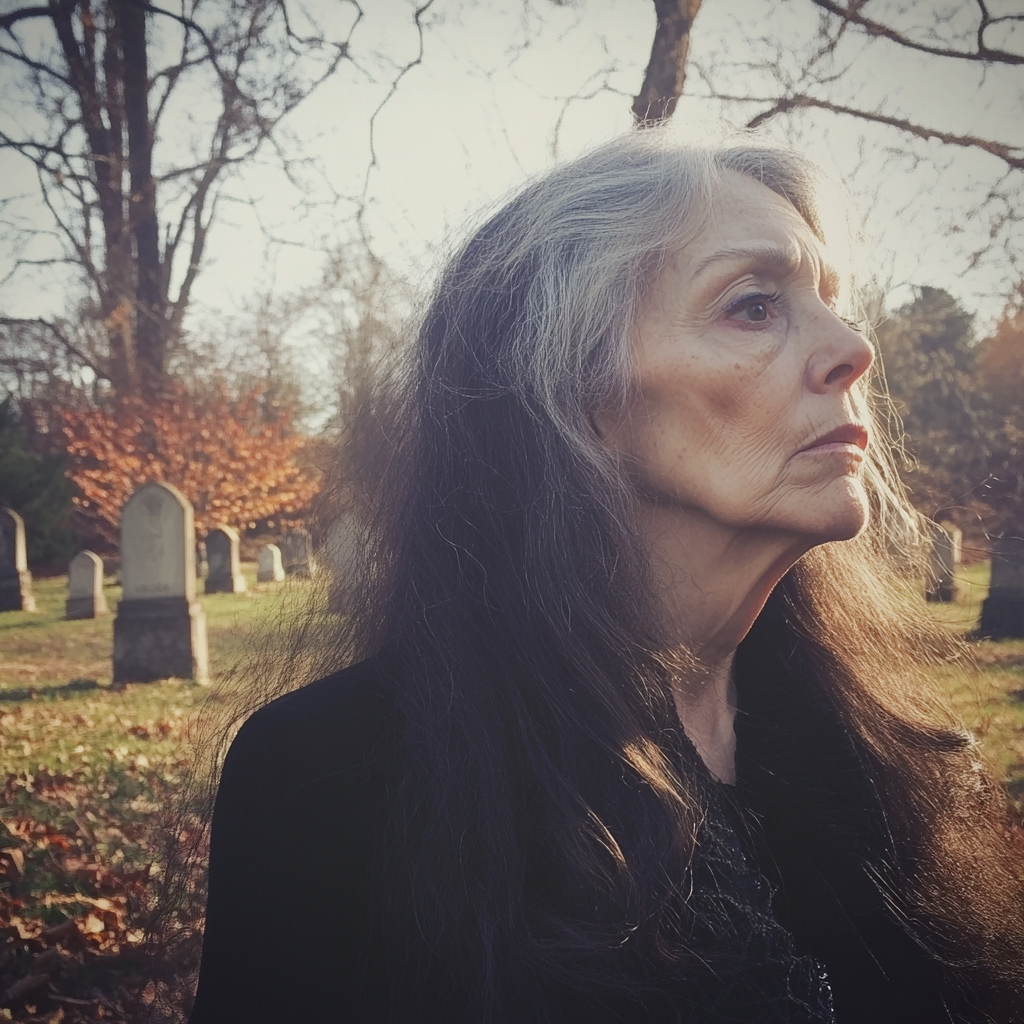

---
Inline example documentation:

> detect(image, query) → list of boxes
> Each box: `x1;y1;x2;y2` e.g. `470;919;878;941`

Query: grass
1;567;287;692
924;560;1024;811
0;567;299;1022
0;561;1023;1020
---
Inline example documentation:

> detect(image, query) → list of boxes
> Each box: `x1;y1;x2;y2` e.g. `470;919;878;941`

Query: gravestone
281;528;314;578
925;522;962;603
0;508;36;612
205;526;246;594
322;515;360;614
196;541;209;580
65;550;109;619
256;543;285;583
979;536;1024;639
113;482;208;683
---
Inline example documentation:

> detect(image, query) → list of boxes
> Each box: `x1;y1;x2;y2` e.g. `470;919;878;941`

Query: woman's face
596;170;875;544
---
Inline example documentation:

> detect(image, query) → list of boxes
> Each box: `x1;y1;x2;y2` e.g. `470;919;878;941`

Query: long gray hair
216;131;1024;1022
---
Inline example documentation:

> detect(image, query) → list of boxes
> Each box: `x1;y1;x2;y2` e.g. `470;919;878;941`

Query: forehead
672;170;834;284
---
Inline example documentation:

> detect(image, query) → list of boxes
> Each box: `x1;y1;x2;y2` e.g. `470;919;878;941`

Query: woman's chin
811;497;870;543
781;486;870;544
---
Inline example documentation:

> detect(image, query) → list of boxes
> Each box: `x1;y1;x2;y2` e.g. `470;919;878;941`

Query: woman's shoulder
223;656;400;801
193;658;399;1023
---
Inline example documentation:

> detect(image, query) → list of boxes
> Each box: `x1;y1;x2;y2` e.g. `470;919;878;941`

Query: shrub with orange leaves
978;312;1024;405
58;383;321;547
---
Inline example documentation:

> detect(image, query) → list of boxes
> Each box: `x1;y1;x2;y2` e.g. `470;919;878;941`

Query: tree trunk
52;0;138;397
118;0;164;399
633;0;703;128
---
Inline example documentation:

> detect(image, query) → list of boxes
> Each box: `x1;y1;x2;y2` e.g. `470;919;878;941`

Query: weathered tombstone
65;550;109;619
322;515;360;613
979;536;1024;639
281;528;314;578
925;522;962;603
196;541;209;580
256;543;285;583
0;508;36;612
205;526;246;594
113;482;209;683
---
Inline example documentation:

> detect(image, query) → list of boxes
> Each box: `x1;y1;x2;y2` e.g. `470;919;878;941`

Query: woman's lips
798;424;869;455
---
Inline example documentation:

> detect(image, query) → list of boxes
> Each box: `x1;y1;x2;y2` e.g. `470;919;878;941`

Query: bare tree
636;1;1022;151
629;0;1023;292
172;238;410;435
0;0;361;400
315;244;411;432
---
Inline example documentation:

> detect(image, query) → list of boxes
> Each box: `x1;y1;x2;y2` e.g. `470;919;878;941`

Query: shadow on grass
0;615;56;632
0;677;100;703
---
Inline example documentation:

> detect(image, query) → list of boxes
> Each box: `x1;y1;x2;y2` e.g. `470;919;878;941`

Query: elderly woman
190;134;1024;1023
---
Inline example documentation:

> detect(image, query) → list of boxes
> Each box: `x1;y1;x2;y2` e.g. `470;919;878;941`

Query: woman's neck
671;654;739;784
640;503;812;785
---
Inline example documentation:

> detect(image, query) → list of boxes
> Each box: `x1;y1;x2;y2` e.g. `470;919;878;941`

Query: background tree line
0;239;404;568
878;289;1024;539
1;0;1021;571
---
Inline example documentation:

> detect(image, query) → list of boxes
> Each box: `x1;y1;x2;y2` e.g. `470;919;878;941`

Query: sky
1;0;1022;346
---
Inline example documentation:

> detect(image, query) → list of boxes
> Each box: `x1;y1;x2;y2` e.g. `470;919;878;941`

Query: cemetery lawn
0;563;1022;1021
924;560;1024;814
0;567;292;1022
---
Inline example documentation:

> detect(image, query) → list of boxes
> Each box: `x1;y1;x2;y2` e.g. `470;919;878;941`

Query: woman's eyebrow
692;243;807;281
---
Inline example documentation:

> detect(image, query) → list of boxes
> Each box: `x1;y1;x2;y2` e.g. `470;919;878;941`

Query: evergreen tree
0;400;77;572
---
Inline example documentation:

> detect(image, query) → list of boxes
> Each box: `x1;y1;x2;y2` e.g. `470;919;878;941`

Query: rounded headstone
0;507;36;612
256;543;285;583
66;550;108;619
205;526;246;594
120;482;196;601
322;516;360;613
281;527;314;578
114;482;208;683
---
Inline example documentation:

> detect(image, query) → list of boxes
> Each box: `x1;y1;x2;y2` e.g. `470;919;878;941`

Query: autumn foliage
978;312;1024;404
58;384;320;546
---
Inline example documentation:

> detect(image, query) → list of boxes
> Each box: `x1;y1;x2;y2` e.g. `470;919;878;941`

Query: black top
190;648;955;1023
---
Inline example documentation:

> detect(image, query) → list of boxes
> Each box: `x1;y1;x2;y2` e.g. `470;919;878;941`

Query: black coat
190;630;954;1023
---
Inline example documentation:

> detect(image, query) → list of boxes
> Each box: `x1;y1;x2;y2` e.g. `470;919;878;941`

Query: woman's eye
727;293;779;323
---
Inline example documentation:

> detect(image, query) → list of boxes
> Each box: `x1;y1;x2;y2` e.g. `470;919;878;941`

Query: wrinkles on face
591;170;876;779
596;170;873;543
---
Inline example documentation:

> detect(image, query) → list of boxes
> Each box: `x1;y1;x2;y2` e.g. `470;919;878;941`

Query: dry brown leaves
0;769;206;1023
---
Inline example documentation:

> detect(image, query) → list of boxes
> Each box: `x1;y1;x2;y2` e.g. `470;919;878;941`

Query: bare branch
551;66;631;159
0;317;109;381
150;25;206;138
137;1;235;85
808;0;1024;65
0;4;50;33
739;93;1024;172
167;189;218;343
0;42;72;84
36;165;103;295
358;0;436;231
0;131;74;161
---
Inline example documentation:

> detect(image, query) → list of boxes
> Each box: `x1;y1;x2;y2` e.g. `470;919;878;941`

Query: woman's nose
807;313;874;393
